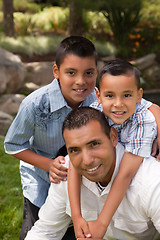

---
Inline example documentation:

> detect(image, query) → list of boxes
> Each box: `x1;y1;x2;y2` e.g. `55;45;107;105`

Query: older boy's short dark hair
56;36;97;68
62;106;110;138
98;59;140;89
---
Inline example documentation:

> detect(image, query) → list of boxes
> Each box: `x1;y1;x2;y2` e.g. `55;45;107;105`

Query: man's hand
87;220;107;239
49;156;68;183
73;216;91;239
152;138;160;161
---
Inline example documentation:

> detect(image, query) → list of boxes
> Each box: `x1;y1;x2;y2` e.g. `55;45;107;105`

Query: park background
0;0;160;239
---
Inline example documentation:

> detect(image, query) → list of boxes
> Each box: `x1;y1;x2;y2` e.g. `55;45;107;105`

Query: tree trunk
2;0;14;37
68;0;83;36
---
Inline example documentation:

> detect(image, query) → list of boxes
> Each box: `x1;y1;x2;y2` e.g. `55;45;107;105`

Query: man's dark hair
62;107;110;138
56;36;98;68
98;59;140;89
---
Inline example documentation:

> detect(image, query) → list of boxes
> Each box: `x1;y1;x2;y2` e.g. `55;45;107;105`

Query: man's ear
53;64;59;79
110;127;118;147
96;88;101;104
137;88;143;103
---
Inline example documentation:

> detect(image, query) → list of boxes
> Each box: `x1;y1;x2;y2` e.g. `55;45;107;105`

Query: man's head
62;107;118;186
96;59;143;124
53;36;98;109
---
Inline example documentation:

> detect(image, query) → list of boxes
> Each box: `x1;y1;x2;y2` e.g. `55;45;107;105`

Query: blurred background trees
0;0;159;59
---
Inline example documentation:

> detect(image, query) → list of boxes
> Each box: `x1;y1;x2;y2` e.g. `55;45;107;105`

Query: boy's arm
12;149;68;183
87;153;143;239
68;161;91;238
149;104;160;160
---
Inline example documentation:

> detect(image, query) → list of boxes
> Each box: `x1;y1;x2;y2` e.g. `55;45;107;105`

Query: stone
0;48;26;95
0;94;25;115
23;61;54;85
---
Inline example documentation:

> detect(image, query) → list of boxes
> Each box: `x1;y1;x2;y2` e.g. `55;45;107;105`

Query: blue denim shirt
4;79;97;207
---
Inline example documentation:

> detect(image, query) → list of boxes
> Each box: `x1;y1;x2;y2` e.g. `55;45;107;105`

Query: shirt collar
48;79;71;112
48;78;96;112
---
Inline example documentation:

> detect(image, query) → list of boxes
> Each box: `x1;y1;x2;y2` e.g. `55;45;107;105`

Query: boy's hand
152;138;160;161
49;156;68;183
73;216;91;238
87;220;107;239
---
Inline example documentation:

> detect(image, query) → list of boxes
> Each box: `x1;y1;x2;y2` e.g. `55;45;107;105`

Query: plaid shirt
91;98;157;157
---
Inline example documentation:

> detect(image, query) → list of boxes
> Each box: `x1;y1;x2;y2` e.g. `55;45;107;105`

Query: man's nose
82;149;94;166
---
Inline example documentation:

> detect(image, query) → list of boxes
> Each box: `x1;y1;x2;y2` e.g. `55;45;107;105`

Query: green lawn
0;137;23;240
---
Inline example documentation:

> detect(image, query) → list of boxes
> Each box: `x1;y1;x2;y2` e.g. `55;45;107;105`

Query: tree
2;0;15;37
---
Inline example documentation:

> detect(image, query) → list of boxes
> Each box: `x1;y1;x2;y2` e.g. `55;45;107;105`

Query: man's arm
25;181;72;240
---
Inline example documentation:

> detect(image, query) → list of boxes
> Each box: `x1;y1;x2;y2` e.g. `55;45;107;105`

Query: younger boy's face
53;54;97;109
97;73;143;124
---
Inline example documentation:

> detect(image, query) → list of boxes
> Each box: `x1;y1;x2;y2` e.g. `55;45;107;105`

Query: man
25;107;160;240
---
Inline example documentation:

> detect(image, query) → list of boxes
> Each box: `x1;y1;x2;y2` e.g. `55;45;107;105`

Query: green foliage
32;7;68;32
99;0;142;57
13;0;41;13
0;34;66;56
0;137;23;239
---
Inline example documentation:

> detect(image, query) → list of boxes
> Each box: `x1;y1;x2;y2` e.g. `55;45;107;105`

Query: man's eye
69;148;79;154
91;141;100;147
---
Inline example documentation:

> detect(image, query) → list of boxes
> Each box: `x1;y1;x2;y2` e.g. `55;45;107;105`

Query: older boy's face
64;120;117;186
53;54;97;109
97;74;143;124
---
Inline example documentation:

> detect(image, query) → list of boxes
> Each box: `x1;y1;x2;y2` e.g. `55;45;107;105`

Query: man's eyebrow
86;139;101;145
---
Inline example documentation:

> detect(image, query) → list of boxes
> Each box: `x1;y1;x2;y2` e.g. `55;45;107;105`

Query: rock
0;94;25;115
0;111;13;136
22;82;40;94
23;61;54;85
0;48;26;95
133;53;156;71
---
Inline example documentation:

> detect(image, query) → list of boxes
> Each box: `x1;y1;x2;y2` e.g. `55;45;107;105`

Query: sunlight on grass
0;34;66;56
0;137;23;239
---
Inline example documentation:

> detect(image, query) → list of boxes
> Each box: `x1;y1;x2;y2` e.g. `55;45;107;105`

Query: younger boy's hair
56;36;98;68
98;59;140;89
62;106;110;139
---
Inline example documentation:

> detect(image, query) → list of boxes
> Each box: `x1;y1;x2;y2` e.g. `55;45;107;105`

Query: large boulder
0;94;25;115
24;61;54;85
0;48;26;95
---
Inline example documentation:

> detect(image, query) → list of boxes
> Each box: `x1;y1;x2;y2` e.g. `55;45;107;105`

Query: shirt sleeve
4;99;35;153
142;159;160;233
25;181;71;240
123;109;157;157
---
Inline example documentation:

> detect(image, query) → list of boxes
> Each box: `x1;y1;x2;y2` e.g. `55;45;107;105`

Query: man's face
53;54;97;109
63;120;117;186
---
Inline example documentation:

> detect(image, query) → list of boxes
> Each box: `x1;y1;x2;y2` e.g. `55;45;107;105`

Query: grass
0;137;23;240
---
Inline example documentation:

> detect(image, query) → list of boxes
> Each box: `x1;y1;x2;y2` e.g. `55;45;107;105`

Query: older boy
4;36;98;239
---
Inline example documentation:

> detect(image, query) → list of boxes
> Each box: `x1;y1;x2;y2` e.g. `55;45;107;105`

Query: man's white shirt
25;143;160;240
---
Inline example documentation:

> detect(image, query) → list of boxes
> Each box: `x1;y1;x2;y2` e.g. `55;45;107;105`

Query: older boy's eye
67;71;75;75
86;71;93;75
106;94;113;98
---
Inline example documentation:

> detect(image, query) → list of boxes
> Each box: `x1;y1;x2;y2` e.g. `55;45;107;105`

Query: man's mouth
85;164;101;173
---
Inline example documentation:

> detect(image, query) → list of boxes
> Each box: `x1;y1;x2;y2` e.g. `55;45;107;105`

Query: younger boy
4;36;98;240
68;59;160;239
